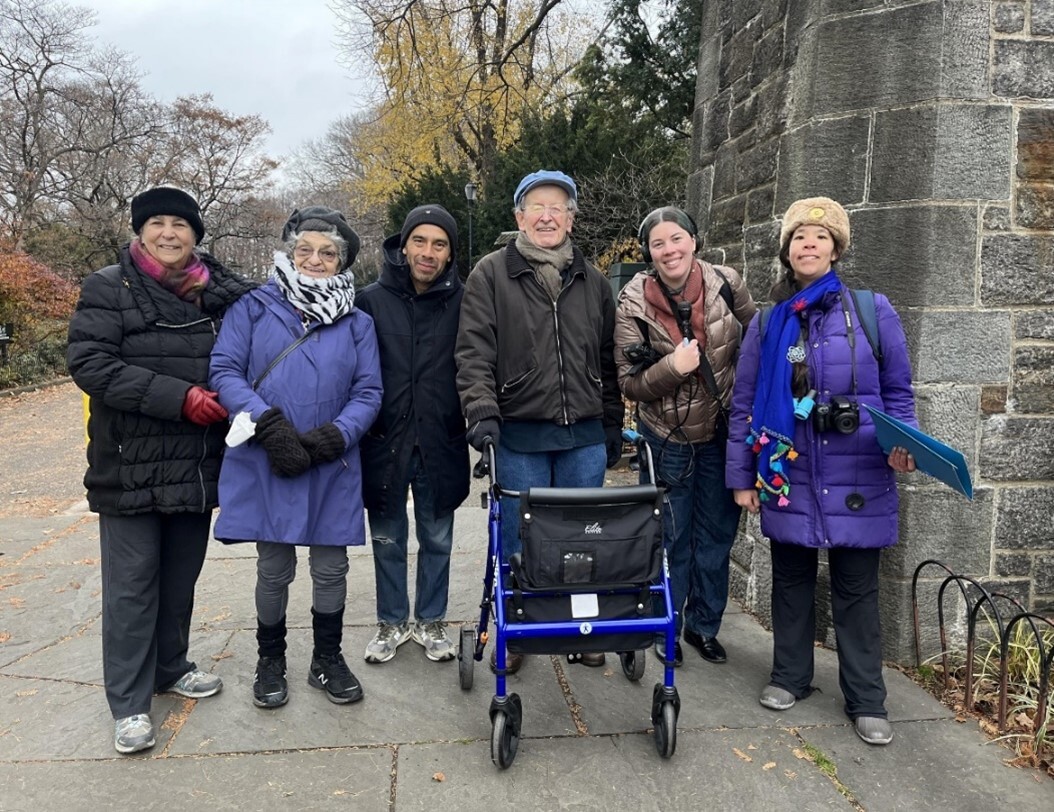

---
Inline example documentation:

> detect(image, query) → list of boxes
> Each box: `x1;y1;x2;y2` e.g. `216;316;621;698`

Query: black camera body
623;342;663;372
813;396;860;435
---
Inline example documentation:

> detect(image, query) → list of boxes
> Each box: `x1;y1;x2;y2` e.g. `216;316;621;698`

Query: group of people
67;169;917;756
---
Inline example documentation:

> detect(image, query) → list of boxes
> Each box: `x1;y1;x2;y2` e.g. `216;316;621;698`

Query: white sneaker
167;669;223;698
364;622;411;663
412;620;456;662
114;713;155;754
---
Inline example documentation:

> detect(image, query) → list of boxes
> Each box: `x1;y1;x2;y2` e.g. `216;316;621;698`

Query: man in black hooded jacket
357;204;470;665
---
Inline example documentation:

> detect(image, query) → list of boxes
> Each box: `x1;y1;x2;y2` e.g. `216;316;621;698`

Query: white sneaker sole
363;631;410;663
115;734;156;754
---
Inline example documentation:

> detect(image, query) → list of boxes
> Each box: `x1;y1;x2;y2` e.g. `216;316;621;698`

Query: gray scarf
515;232;574;301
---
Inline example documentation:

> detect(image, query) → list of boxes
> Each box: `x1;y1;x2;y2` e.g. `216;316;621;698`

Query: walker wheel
491;709;520;768
653;701;677;758
458;626;476;691
618;650;646;682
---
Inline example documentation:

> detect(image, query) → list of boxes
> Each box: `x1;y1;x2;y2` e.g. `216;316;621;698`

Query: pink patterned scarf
129;240;210;304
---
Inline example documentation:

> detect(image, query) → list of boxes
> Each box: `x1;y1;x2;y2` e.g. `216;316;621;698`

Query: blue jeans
496;442;607;559
640;423;741;638
368;448;454;625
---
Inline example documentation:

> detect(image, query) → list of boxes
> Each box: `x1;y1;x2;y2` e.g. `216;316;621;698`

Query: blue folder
862;404;973;500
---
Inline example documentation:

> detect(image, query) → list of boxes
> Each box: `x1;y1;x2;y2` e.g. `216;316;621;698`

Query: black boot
308;607;363;704
254;617;288;708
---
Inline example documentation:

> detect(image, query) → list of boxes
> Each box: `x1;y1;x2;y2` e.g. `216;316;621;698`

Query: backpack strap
634;316;650;345
759;289;882;364
848;289;882;363
712;266;734;314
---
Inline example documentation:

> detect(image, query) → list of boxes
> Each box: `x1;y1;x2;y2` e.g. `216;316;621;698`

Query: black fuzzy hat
399;204;458;259
131;187;205;244
282;206;361;270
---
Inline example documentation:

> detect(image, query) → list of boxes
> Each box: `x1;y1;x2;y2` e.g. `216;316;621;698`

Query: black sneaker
308;653;364;704
253;656;288;708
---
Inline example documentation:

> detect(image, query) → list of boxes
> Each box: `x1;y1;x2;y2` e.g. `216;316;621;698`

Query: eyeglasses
523;203;570;217
294;245;339;263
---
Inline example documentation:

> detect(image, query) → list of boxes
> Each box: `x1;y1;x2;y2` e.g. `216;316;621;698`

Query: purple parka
209;279;383;546
725;285;916;549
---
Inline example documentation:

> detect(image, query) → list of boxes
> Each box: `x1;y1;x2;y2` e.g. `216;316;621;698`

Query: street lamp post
464;181;477;270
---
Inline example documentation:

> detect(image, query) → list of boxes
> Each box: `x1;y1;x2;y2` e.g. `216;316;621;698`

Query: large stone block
1013;345;1054;413
913;385;980;463
733;0;764;29
696;35;721;103
742;222;780;284
1035;554;1054;593
735;137;778;190
729;94;758;140
980;235;1054;306
994;2;1026;33
993;41;1054;98
1014;310;1054;340
792;2;987;122
1016;182;1054;230
870;104;1012;202
844;205;977;309
898;311;1011;385
981;416;1054;481
752;75;789;143
995;487;1054;551
1033;0;1054;36
708;193;748;246
713;142;737;199
721;22;757;89
746;184;775;225
995;551;1032;578
774;116;869;209
882;488;993;579
1016;108;1054;180
750;27;784;89
983;204;1011;232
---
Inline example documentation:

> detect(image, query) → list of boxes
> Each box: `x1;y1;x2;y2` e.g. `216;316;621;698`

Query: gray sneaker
167;669;223;699
854;716;893;745
412;620;456;662
759;685;796;711
114;713;155;754
364;622;411;663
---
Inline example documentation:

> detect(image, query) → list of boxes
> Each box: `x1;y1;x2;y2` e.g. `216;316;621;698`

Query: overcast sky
88;0;370;161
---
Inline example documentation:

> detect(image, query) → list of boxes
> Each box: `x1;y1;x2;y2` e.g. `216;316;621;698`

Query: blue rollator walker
457;438;680;768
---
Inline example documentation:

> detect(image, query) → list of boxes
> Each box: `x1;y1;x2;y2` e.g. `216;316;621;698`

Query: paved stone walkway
1;383;1050;810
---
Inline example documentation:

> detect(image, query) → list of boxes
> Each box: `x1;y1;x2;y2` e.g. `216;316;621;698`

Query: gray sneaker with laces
114;713;155;754
364;621;411;663
167;669;223;698
759;684;796;711
412;620;456;662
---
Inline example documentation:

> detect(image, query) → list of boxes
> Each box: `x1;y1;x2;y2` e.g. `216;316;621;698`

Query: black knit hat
399;204;459;259
282;206;361;270
131;187;205;244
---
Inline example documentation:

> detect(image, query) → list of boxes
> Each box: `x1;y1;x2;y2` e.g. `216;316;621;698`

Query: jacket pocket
500;365;537;394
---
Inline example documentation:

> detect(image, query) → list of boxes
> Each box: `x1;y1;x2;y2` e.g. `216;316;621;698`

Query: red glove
182;386;228;426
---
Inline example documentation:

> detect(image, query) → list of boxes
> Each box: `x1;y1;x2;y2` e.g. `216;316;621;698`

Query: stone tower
689;0;1054;662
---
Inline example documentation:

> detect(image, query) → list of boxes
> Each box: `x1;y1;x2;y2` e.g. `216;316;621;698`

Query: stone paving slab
802;718;1054;810
394;729;849;811
172;631;576;755
0;748;392;811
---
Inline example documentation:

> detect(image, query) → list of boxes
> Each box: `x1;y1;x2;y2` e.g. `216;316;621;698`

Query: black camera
813;396;860;435
623;342;663;373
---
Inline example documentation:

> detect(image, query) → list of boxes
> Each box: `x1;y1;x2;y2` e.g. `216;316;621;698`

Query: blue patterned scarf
749;269;842;506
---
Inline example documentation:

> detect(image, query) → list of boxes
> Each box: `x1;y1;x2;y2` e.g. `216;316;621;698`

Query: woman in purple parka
725;197;916;747
210;207;382;710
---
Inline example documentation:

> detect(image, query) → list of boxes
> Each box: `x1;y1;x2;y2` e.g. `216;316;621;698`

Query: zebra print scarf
272;251;356;325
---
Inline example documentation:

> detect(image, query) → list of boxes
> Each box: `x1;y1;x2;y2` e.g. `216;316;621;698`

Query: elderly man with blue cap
455;170;624;674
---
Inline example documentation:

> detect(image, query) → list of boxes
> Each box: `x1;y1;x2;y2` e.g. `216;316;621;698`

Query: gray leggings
255;542;349;625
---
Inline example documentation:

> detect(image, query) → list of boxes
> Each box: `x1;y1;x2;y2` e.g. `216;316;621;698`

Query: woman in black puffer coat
66;187;255;756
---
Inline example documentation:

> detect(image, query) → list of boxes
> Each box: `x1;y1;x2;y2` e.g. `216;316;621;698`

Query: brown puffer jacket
615;261;756;444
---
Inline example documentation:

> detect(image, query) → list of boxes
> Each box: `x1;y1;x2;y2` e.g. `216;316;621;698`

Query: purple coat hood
209;278;382;546
725;285;916;549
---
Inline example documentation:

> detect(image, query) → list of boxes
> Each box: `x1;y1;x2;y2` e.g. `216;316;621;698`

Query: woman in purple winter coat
210;207;382;711
725;197;917;747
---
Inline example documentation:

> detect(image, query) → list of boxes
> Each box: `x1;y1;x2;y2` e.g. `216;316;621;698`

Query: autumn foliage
0;240;78;326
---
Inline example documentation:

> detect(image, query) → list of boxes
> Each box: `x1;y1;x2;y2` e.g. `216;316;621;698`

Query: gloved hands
255;408;311;478
466;418;500;452
300;423;346;465
605;425;624;469
182;386;228;426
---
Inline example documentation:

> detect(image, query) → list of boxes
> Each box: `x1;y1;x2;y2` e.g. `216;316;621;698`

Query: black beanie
399;204;459;259
131;187;205;244
282;206;361;270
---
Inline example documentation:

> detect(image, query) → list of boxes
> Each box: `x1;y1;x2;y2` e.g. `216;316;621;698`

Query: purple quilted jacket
725;286;916;549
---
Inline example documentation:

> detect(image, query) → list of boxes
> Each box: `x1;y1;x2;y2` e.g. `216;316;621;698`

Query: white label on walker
571;594;599;619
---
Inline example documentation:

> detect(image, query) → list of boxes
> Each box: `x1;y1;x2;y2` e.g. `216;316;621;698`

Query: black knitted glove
255;408;311;478
466;418;500;452
300;423;346;465
605;426;624;469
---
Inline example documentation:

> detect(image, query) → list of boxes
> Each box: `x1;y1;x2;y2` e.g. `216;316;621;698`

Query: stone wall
689;0;1054;662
